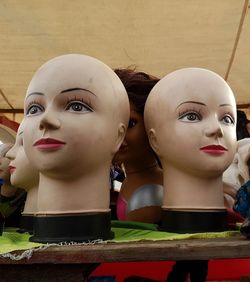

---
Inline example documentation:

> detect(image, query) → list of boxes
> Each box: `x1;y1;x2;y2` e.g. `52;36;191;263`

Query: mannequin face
23;54;129;179
6;124;39;189
0;144;12;181
146;68;237;177
114;103;152;165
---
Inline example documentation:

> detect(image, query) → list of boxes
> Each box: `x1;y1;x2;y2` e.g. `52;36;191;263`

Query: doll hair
114;68;159;114
236;110;250;140
114;68;162;168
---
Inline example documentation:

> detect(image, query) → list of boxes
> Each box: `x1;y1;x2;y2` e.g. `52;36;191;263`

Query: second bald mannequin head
145;67;237;178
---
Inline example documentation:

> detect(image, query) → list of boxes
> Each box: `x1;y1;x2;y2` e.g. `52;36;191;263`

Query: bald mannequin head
23;54;130;179
145;67;237;178
6;121;39;216
0;143;13;182
7;121;39;190
21;54;130;242
22;53;130;214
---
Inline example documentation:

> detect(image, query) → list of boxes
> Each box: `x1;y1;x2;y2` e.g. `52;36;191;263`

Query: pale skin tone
0;144;17;198
6;123;39;214
145;68;237;210
23;54;129;214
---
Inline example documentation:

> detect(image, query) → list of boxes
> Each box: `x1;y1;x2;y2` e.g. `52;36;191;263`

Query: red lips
200;145;227;155
33;138;66;150
9;165;16;174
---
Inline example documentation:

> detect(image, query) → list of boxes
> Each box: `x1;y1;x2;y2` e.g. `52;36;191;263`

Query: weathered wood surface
1;235;250;264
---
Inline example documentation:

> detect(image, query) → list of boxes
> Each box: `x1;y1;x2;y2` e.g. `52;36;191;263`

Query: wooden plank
0;235;250;264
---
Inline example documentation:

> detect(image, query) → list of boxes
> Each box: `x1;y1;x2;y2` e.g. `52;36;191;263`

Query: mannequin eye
26;104;44;116
222;114;234;125
178;111;201;122
66;101;92;113
128;119;137;128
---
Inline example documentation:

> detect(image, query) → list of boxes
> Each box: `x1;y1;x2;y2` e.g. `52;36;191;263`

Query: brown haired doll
113;69;163;224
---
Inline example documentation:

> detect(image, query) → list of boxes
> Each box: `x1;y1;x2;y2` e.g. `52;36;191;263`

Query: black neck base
30;212;113;243
17;214;34;234
159;209;228;233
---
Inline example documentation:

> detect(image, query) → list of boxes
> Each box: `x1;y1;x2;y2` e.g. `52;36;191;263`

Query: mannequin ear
113;123;126;153
148;128;159;155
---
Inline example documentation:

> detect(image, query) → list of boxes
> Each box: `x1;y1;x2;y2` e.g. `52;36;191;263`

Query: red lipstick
33;138;66;150
9;165;16;174
200;145;227;155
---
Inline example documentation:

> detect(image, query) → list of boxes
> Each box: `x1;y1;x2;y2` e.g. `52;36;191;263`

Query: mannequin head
0;143;13;183
23;54;130;180
6;121;39;191
145;68;237;178
21;54;129;242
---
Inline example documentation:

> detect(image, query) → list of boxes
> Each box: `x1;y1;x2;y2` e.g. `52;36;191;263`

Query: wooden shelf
1;235;250;264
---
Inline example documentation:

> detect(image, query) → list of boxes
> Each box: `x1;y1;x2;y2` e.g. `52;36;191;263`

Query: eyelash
66;97;93;111
221;113;235;125
178;108;235;125
178;108;202;119
25;100;44;115
27;99;40;107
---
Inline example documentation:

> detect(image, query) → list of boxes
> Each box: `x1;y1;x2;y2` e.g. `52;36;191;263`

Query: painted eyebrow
26;88;96;98
18;131;24;136
26;92;44;98
60;88;96;96
176;101;205;110
220;104;232;107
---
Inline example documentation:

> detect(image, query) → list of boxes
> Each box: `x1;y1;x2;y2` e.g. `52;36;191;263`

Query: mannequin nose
39;111;60;130
204;119;223;138
6;148;15;160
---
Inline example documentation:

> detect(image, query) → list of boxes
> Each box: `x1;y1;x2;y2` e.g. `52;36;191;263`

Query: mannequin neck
37;166;111;214
23;185;38;215
162;165;225;210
